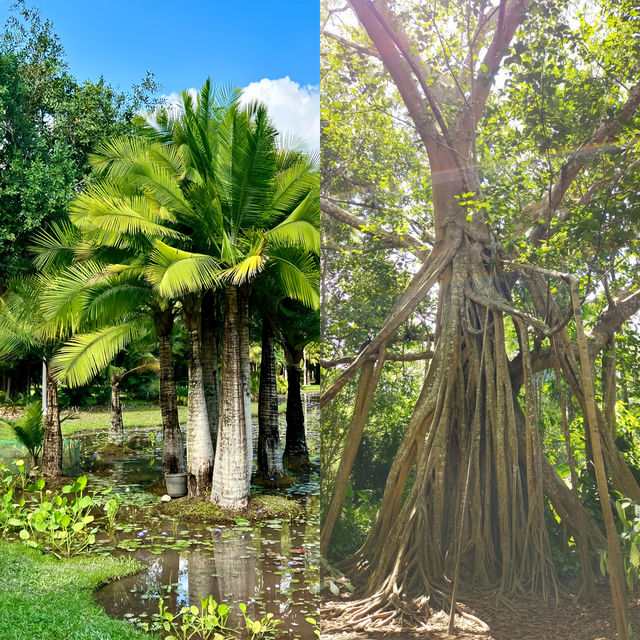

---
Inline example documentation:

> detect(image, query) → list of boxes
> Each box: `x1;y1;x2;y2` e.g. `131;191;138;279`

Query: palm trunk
41;367;62;477
284;347;309;470
155;309;184;474
211;286;251;509
183;296;213;497
257;317;284;479
108;373;124;446
201;290;221;453
238;286;253;479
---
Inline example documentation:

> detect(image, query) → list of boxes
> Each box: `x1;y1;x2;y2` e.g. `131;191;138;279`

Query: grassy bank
0;541;153;640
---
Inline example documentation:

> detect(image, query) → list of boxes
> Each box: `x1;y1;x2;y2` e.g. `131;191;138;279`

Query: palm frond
30;221;83;272
147;241;221;298
70;185;185;242
265;248;319;310
266;190;320;253
51;319;150;388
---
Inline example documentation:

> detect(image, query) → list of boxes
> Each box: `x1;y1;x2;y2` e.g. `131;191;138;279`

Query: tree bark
41;367;62;478
284;347;310;470
155;308;184;474
183;296;213;497
602;336;617;441
108;373;124;447
201;289;221;453
257;317;284;479
238;286;253;480
211;286;251;509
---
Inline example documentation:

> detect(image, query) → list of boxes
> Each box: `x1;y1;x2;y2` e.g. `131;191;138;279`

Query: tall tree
321;0;640;635
0;2;158;283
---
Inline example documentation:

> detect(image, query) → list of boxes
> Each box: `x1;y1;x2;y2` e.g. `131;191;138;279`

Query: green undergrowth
0;541;152;640
97;443;136;458
151;493;302;524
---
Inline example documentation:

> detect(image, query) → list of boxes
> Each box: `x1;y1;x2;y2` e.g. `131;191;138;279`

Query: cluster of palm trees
0;80;319;509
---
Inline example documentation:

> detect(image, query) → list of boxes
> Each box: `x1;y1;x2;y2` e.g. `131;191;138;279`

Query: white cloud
160;77;319;151
240;77;319;151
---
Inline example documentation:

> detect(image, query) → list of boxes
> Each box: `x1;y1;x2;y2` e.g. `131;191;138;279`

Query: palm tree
0;277;65;477
0;401;44;468
276;299;320;470
34;217;186;473
106;355;159;447
56;80;319;505
132;81;319;507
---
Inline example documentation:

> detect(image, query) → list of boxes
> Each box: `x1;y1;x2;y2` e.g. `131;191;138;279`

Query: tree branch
323;30;381;59
589;288;640;353
321;197;432;254
348;0;441;152
458;0;531;135
322;350;433;367
524;79;640;242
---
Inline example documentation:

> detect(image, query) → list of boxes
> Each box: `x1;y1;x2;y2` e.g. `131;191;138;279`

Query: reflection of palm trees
187;544;218;606
259;525;281;614
213;532;256;627
161;548;181;613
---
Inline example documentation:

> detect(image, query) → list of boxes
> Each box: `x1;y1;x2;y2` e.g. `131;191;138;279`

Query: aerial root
324;586;495;634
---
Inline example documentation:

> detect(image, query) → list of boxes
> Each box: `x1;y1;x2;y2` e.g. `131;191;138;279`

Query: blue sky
0;0;320;146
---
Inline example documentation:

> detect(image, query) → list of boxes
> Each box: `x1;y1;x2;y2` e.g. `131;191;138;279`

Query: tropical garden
321;0;640;638
0;4;320;640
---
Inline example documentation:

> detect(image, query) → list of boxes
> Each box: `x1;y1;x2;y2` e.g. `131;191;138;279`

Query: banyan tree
321;0;640;637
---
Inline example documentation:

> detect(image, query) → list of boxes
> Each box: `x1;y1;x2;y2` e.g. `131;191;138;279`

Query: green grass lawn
0;389;310;442
0;541;154;640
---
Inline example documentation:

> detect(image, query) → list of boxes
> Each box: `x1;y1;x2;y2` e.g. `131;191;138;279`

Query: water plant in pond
239;604;282;639
104;492;121;533
140;595;231;639
0;473;130;557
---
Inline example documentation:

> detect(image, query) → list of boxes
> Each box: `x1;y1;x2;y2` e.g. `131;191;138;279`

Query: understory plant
0;402;44;467
600;496;640;590
239;604;282;639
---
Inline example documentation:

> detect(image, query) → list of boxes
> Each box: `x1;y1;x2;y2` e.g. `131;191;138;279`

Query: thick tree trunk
183;296;214;497
257;317;284;479
155;309;184;474
337;247;561;627
283;348;310;470
201;290;221;453
211;286;251;509
41;368;62;478
108;373;124;447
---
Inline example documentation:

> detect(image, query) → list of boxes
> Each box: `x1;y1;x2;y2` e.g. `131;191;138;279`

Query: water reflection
94;519;319;639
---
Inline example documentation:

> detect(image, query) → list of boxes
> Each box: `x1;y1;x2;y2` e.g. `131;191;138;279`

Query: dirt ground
321;589;640;640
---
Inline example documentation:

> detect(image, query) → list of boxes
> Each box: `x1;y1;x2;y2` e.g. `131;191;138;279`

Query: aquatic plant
239;604;282;639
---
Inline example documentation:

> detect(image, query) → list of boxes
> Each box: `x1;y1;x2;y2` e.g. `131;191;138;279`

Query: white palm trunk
211;286;251;509
238;288;253;479
184;297;214;497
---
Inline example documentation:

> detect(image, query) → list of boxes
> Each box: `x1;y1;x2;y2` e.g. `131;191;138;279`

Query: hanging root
325;249;623;633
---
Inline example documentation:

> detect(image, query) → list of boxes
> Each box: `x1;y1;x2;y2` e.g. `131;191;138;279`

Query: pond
1;393;320;639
